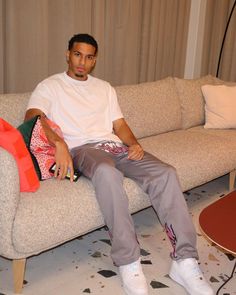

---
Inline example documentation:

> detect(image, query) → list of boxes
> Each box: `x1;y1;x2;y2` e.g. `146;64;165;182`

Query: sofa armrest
0;147;21;258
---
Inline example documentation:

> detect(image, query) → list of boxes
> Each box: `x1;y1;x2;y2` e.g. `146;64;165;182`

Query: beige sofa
1;75;236;293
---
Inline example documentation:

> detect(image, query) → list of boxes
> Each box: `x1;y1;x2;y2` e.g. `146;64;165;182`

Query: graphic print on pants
165;223;177;259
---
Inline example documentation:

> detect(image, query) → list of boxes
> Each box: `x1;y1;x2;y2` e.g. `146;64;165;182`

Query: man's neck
66;71;88;81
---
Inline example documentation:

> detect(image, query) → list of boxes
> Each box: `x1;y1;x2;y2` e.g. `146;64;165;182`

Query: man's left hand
128;144;144;160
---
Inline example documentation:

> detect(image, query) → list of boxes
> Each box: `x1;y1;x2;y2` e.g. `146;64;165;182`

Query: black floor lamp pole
216;0;236;77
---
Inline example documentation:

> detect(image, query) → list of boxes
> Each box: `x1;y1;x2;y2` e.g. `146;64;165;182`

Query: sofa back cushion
174;75;219;129
115;77;181;139
0;92;31;127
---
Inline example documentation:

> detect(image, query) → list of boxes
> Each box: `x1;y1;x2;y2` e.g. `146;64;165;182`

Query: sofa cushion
0;92;31;127
115;77;181;139
174;75;219;129
18;116;64;180
13;176;150;254
187;125;236;145
202;84;236;129
139;129;236;192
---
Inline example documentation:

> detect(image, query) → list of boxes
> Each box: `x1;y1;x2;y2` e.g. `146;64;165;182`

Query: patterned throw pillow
18;116;63;180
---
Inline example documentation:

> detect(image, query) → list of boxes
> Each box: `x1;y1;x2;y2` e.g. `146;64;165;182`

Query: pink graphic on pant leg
165;223;177;259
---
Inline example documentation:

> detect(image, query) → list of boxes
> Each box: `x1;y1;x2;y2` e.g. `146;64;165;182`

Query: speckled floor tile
0;175;235;295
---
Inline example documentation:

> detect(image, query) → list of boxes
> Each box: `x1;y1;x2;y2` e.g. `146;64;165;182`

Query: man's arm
25;109;74;181
113;118;144;160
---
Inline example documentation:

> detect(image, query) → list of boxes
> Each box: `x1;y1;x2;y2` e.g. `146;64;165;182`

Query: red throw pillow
0;118;40;192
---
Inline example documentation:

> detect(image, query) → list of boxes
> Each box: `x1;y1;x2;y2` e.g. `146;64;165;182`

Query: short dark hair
68;33;98;54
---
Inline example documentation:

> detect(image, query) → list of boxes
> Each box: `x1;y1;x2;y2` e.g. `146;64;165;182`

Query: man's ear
92;57;97;67
66;50;70;64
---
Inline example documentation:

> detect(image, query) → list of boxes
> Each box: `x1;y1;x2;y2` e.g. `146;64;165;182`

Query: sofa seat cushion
13;177;150;255
115;77;181;139
139;130;236;192
12;128;236;256
188;126;236;145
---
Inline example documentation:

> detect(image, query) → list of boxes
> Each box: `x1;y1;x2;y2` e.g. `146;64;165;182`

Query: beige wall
184;0;207;78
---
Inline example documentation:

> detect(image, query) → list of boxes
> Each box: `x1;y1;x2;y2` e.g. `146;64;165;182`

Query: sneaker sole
123;286;148;295
169;268;191;294
123;283;149;295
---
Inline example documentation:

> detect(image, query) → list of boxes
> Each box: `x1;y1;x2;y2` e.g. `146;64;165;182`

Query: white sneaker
119;258;149;295
169;258;214;295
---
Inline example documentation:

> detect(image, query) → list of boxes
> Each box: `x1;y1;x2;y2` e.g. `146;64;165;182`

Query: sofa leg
229;169;236;191
13;258;26;294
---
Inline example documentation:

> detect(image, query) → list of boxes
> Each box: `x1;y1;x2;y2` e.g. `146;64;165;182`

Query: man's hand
128;144;144;161
113;118;144;161
24;109;75;182
54;140;74;182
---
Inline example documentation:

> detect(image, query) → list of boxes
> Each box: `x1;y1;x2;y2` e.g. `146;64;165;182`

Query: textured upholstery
0;76;235;262
13;177;150;255
115;77;181;139
174;75;219;129
0;92;30;127
140;130;236;192
0;148;20;258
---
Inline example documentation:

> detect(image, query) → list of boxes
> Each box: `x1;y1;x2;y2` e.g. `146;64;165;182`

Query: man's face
66;42;97;81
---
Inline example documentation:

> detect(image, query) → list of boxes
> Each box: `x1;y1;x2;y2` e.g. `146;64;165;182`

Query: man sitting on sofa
24;33;213;295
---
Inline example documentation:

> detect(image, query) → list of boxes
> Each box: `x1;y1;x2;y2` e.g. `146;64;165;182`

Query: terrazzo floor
0;175;235;295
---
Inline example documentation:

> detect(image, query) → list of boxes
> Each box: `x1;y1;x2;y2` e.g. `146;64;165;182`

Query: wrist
55;138;67;148
131;142;141;147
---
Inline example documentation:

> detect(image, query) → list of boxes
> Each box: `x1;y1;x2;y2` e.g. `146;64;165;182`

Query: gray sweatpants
71;143;198;266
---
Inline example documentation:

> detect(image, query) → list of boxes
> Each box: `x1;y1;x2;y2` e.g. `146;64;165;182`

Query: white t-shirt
27;72;123;149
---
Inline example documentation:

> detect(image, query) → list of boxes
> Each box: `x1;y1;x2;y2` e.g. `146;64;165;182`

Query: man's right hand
25;108;75;182
54;140;74;182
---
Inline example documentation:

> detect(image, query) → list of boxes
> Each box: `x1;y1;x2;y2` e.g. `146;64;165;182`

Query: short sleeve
27;82;52;116
110;86;124;122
